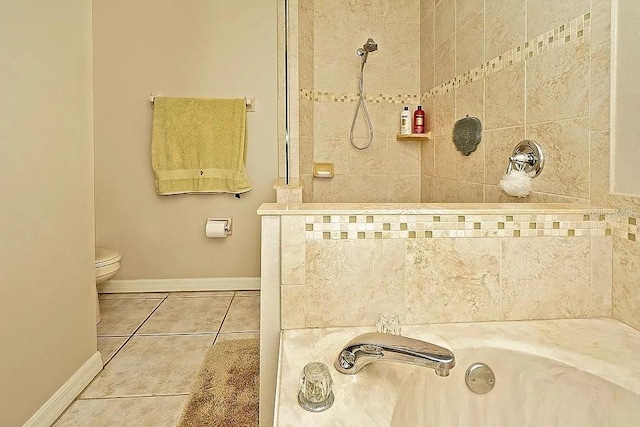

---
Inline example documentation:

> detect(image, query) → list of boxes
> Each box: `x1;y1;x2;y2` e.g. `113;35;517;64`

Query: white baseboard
23;351;102;427
97;277;260;294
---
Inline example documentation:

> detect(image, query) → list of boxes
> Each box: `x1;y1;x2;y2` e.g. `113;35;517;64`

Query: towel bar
148;95;255;112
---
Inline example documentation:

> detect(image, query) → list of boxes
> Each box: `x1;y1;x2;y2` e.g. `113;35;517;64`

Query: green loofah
453;116;482;156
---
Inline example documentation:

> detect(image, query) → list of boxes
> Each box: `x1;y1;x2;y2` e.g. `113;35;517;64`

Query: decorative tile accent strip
299;88;419;104
304;211;613;240
612;215;639;241
419;12;591;102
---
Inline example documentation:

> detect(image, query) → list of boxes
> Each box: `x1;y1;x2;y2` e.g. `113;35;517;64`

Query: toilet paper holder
206;217;232;235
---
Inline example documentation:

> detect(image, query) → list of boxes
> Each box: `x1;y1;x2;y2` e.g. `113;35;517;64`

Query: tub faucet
334;332;455;377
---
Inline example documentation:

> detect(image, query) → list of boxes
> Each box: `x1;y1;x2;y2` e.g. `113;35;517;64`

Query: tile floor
54;291;260;426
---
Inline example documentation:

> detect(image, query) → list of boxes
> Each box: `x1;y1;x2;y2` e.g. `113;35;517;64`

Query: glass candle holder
298;362;334;412
376;312;401;335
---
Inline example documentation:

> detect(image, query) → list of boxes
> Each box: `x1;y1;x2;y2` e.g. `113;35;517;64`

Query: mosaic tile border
421;12;591;102
296;13;590;105
304;212;612;240
299;89;419;104
613;215;638;242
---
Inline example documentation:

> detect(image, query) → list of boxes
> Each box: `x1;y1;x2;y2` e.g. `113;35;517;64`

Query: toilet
95;247;122;324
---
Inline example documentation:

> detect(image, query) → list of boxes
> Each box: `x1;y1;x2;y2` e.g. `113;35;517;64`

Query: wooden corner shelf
396;132;432;141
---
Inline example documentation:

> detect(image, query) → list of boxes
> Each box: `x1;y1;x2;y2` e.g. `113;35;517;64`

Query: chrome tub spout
334;332;455;377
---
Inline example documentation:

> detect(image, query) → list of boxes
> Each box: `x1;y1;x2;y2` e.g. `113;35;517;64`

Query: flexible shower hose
349;60;374;150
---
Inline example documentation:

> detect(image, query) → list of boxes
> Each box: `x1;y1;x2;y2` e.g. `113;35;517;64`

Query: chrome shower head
363;38;378;53
356;38;378;63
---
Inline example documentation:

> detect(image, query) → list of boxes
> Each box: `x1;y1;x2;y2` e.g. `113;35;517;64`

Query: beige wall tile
313;175;350;202
590;131;611;207
433;91;455;136
421;176;435;202
386;0;421;24
455;77;484;123
299;136;314;176
281;216;306;285
420;5;435;57
314;138;348;174
485;62;525;129
457;181;485;202
485;184;525;203
421;49;435;93
434;177;458;202
526;38;590;124
351;103;388;140
613;237;640;330
526;118;590;199
456;139;485;184
590;42;611;131
386;175;421;203
348;139;389;175
455;13;484;74
485;0;526;60
406;238;501;324
301;174;314;202
314;55;350;93
456;0;483;29
315;0;346;23
299;100;314;138
435;0;456;46
434;134;457;179
591;0;611;46
348;174;388;202
527;0;590;39
388;140;421;176
502;237;608;320
434;37;455;86
592;236;613;315
314;102;352;139
421;139;436;176
305;239;406;327
484;126;526;186
386;22;421;94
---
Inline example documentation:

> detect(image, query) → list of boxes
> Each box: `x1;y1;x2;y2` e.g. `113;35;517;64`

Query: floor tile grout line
212;293;236;346
102;295;168;369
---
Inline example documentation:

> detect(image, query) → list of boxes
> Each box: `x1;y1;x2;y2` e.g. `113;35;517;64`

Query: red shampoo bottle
413;105;425;134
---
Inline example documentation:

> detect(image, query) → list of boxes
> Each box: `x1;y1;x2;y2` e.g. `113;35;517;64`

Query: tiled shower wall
420;0;611;204
298;0;423;203
289;0;612;205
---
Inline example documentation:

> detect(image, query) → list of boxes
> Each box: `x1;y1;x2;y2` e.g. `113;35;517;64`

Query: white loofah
499;169;532;198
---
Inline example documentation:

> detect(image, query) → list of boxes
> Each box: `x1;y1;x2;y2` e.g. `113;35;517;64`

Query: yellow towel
151;97;251;195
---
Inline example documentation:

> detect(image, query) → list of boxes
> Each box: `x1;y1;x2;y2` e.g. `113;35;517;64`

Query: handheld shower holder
505;140;545;178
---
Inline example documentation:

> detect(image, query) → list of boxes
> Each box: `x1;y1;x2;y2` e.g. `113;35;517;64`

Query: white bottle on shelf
400;106;412;135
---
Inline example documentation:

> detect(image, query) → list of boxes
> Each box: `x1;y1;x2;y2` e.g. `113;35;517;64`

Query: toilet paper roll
206;220;228;238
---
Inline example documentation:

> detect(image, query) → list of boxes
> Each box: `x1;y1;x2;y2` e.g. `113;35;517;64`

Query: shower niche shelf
396;132;432;141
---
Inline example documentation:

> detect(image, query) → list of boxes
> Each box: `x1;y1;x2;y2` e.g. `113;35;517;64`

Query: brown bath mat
178;338;259;427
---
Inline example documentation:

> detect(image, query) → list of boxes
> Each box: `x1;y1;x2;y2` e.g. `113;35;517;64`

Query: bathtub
275;318;640;426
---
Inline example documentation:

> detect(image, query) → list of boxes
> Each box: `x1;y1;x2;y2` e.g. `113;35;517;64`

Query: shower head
356;38;378;63
363;38;378;53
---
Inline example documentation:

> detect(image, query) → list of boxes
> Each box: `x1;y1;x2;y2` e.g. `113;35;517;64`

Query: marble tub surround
259;203;614;329
275;319;640;426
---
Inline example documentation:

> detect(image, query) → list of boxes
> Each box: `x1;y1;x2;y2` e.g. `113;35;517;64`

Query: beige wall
0;1;97;425
93;0;278;279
